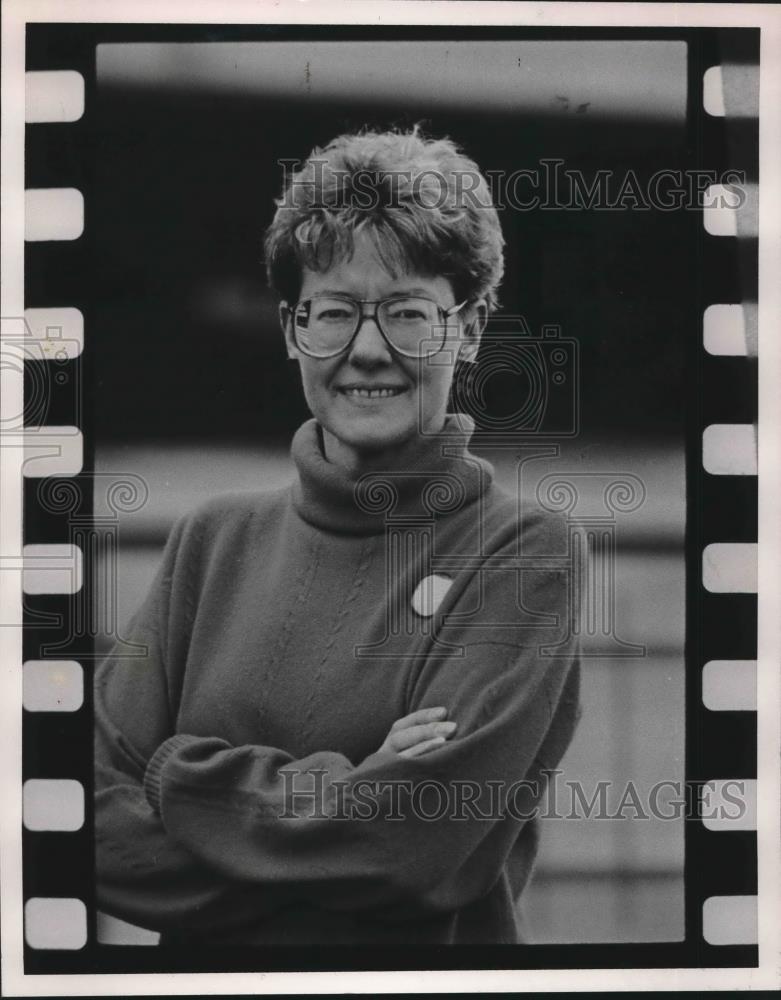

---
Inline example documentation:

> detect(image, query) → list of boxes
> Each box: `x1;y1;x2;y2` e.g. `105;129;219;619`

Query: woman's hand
376;707;457;759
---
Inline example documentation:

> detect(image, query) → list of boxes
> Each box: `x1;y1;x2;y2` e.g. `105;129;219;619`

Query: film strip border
16;25;760;973
689;31;759;959
21;27;96;961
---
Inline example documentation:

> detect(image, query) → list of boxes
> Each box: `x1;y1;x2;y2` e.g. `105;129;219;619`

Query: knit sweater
94;415;581;946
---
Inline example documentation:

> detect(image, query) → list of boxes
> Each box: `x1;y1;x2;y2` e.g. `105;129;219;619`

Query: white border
2;1;779;994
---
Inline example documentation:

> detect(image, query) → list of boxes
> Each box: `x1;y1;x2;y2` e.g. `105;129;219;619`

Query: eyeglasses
284;293;469;359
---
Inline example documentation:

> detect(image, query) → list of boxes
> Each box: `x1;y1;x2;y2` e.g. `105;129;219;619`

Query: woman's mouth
338;386;406;399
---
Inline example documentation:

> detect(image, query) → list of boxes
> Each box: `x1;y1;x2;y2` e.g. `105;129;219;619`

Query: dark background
92;62;699;444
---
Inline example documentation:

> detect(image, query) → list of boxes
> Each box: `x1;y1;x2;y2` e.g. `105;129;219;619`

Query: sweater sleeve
141;513;581;919
95;512;290;932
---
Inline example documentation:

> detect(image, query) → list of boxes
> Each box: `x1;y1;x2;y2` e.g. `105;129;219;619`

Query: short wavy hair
264;127;505;311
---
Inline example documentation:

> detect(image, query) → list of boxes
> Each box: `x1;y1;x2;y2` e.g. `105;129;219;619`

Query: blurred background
93;38;689;945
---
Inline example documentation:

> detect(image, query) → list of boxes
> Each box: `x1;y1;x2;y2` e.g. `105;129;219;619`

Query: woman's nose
347;314;393;365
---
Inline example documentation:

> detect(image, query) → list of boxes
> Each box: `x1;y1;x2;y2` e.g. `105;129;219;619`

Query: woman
95;128;581;947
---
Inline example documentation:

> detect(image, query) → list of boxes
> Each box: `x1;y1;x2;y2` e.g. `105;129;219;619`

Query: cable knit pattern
255;532;322;739
299;535;377;748
94;415;581;946
181;516;207;652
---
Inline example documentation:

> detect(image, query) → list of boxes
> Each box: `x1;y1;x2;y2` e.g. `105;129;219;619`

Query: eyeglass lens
293;296;446;357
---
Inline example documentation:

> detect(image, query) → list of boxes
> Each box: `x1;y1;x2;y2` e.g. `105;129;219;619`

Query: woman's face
283;229;482;472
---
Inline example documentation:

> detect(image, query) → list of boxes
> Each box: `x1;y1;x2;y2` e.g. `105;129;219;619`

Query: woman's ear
459;299;487;364
279;302;298;361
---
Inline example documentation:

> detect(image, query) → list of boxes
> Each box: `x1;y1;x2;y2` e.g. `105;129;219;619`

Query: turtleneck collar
290;414;494;535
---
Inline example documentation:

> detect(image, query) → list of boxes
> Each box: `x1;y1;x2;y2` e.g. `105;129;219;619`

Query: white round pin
411;574;453;617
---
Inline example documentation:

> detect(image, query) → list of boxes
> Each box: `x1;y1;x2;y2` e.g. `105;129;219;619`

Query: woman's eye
315;308;352;321
389;307;427;321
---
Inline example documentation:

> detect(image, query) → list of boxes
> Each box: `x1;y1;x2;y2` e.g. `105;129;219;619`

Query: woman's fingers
390;720;456;751
374;707;456;757
390;706;447;732
399;736;447;759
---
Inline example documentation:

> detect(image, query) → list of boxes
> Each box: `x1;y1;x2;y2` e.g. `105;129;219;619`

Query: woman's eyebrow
394;287;436;297
310;287;435;298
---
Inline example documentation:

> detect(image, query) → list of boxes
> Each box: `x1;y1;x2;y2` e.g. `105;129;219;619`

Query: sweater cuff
144;734;202;816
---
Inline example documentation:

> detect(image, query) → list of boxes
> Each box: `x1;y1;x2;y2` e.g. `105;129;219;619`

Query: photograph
3;1;778;993
88;28;700;955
